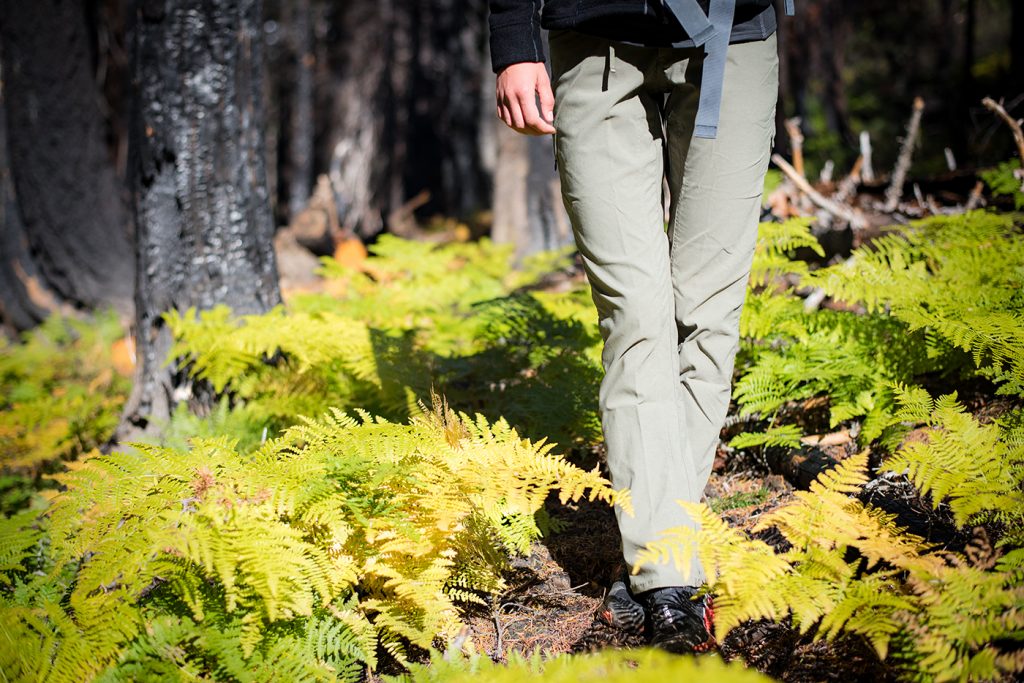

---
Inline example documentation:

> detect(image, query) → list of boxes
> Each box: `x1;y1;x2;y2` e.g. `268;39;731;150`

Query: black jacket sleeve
488;0;545;73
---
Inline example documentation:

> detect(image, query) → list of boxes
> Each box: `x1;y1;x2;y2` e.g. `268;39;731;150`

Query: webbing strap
784;0;795;16
692;0;736;139
661;0;716;46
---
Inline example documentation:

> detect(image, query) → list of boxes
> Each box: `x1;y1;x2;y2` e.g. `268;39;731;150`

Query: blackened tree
119;0;281;438
312;0;493;237
0;0;134;331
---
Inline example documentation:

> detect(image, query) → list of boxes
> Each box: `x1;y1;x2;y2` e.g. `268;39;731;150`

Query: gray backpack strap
784;0;795;15
663;0;783;139
692;0;736;139
661;0;716;46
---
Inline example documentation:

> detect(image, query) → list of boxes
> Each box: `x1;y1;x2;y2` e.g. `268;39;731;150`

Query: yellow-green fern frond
394;645;774;683
883;386;1024;536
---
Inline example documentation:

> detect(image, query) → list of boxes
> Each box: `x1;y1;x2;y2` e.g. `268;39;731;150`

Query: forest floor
450;384;1018;682
458;452;895;682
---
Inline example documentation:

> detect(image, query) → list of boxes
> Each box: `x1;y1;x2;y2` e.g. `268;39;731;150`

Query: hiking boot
595;577;646;635
639;585;716;653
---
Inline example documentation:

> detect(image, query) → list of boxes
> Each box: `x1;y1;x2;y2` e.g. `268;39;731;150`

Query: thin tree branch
771;153;866;229
982;96;1024;166
859;131;875;183
784;117;805;178
884;97;925;212
965;180;985;211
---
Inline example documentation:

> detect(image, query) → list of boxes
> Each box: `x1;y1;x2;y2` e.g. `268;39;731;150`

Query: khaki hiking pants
549;30;778;593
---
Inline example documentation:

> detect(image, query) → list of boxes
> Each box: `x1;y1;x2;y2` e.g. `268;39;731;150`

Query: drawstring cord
602;42;616;92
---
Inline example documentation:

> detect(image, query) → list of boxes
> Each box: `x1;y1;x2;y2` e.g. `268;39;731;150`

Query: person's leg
549;30;703;593
663;34;780;489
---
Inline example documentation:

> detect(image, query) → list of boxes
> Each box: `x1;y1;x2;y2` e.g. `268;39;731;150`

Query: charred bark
286;0;315;219
320;0;391;236
320;0;490;237
0;0;134;326
405;0;490;221
0;72;56;335
119;0;281;439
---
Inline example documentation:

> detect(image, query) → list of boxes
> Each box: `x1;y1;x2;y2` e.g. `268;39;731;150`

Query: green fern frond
728;423;804;449
883;387;1024;533
7;400;621;679
0;509;43;585
639;441;1024;681
393;647;774;683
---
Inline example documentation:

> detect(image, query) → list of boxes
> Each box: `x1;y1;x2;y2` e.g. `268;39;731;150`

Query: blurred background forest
2;0;1022;432
1;0;1021;333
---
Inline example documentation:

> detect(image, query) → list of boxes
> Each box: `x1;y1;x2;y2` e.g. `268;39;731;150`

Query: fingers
495;64;556;136
497;87;529;134
517;89;556;135
538;71;555;125
507;96;526;131
496;87;519;131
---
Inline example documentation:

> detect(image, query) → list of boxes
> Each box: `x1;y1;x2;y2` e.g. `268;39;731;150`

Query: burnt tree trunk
119;0;281;439
321;0;490;237
286;0;315;219
0;0;134;327
0;70;56;335
321;0;392;236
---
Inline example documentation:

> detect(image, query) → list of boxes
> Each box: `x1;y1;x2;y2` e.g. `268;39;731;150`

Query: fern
882;384;1024;546
748;216;824;288
728;423;805;450
979;159;1024;209
735;212;1023;453
0;311;129;479
638;406;1024;682
391;647;773;683
806;211;1024;394
0;509;42;586
167;238;605;453
2;399;626;680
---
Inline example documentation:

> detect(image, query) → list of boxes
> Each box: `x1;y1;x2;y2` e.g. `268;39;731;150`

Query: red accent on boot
693;595;717;653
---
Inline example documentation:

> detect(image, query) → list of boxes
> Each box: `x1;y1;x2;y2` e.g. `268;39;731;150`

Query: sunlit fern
0;399;627;680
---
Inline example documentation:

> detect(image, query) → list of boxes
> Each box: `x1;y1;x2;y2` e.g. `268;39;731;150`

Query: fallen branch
386;189;431;238
771;153;865;229
803;286;827;312
965;180;985;211
784;117;805;178
884;97;925;212
982;97;1024;166
834;155;863;203
723;411;763;429
859;131;875;183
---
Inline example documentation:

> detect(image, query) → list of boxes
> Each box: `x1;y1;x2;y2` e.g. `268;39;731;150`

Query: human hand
496;62;555;135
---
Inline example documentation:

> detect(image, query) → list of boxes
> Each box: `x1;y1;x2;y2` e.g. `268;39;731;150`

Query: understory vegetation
641;210;1024;682
2;209;1022;681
